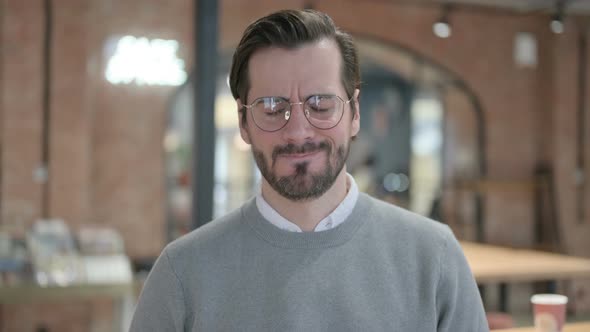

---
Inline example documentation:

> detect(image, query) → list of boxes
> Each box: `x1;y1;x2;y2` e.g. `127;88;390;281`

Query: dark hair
229;9;360;123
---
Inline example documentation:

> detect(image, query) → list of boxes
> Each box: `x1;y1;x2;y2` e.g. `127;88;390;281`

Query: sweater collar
242;192;371;249
255;173;359;233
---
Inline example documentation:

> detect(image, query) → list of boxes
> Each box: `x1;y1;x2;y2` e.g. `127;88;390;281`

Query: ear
237;99;251;145
351;89;360;137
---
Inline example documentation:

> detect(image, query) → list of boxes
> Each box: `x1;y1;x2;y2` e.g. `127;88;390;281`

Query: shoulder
162;199;252;268
358;193;455;252
361;193;452;237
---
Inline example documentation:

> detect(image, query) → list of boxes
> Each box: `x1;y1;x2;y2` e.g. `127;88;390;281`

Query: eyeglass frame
241;94;354;132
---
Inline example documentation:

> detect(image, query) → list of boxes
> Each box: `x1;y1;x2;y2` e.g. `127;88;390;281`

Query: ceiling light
550;1;566;34
551;14;564;34
433;5;452;39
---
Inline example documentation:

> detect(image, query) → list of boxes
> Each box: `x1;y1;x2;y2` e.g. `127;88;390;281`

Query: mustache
271;141;330;164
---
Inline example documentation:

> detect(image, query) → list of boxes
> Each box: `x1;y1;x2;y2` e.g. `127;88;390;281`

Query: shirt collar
255;173;359;232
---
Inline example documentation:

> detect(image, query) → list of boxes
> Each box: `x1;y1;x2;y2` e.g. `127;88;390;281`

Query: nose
281;103;314;143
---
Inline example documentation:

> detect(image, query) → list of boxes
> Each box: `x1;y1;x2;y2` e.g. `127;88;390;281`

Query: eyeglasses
243;94;352;132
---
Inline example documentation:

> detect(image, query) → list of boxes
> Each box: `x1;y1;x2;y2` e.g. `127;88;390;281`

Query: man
130;9;488;331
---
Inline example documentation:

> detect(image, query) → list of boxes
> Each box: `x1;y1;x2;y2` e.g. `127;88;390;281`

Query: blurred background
1;0;590;331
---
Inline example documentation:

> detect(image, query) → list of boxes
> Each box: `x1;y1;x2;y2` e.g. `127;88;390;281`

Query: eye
307;95;337;113
264;107;286;116
259;98;288;117
310;105;331;113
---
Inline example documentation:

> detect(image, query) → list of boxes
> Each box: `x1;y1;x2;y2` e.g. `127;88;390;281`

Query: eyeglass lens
250;95;345;131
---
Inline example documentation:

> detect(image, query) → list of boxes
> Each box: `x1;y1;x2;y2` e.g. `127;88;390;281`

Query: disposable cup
530;294;568;332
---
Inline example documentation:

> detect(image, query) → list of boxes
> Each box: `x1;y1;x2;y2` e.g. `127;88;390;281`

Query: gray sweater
130;193;488;331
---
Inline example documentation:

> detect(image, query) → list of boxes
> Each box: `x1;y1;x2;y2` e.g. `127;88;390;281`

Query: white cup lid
530;294;568;305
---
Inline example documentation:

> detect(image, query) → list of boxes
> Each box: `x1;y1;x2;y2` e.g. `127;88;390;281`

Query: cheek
249;132;275;153
328;127;349;145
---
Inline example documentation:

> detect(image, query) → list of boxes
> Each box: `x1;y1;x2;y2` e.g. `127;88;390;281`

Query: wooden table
492;321;590;331
461;241;590;283
0;282;135;332
460;241;590;312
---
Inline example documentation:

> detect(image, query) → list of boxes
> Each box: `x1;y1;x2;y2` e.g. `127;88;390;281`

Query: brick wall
1;0;44;233
1;0;590;330
1;0;192;330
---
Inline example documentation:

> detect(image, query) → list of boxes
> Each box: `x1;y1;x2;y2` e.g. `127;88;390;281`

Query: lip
279;150;320;160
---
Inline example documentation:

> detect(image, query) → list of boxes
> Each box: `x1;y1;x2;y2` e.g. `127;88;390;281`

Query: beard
253;140;349;201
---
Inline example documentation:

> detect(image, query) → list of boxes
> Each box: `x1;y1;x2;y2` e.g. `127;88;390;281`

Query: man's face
238;39;360;201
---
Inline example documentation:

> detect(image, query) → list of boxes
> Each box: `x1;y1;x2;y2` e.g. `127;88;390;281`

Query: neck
261;170;349;232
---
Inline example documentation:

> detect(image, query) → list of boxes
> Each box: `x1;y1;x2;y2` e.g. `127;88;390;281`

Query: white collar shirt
255;173;359;232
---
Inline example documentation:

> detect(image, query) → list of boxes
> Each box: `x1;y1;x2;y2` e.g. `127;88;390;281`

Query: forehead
247;39;343;100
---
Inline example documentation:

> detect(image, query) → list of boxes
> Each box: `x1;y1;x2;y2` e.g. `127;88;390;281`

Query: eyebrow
251;93;338;104
252;95;289;101
292;93;339;101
